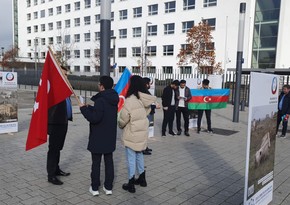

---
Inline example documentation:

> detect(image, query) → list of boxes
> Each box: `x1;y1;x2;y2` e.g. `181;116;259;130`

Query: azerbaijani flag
114;68;132;112
188;89;230;110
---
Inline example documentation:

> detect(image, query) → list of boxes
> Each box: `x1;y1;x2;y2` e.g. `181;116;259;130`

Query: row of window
26;0;217;20
26;18;216;37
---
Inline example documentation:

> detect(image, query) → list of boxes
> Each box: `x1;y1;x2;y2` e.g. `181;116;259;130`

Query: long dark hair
126;75;148;99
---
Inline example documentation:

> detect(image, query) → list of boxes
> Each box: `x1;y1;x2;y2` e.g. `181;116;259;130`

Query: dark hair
126;75;148;98
202;79;210;86
99;76;114;89
180;80;186;84
143;77;151;85
283;85;290;89
171;80;180;86
60;66;69;71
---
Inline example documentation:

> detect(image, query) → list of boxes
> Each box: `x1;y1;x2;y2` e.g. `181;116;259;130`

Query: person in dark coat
161;80;179;137
80;76;119;196
47;66;72;185
276;84;290;138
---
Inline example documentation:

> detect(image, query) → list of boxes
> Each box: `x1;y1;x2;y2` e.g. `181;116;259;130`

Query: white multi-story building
12;0;290;75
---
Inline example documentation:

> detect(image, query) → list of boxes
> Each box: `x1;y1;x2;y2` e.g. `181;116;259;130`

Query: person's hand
177;96;181;100
79;103;86;107
155;103;161;109
284;114;289;121
184;97;187;101
163;107;168;110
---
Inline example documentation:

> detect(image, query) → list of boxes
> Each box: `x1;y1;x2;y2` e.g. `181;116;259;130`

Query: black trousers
47;124;68;178
197;110;211;131
176;107;189;132
91;153;114;191
162;106;176;134
277;110;288;135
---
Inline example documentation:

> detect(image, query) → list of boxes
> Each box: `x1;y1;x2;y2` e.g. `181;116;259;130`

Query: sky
0;0;13;51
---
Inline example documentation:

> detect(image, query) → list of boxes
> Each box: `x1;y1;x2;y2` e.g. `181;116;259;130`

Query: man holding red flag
25;49;74;185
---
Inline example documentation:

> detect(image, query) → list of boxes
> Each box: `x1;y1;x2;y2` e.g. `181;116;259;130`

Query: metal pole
233;3;246;122
144;22;152;76
34;38;37;71
100;0;111;76
112;36;116;77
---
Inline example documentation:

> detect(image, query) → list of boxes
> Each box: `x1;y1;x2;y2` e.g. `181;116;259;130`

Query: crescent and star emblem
203;96;211;103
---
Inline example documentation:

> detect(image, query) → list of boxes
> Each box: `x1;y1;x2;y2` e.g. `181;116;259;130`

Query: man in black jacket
161;80;179;137
176;80;192;136
276;85;290;138
47;66;72;185
80;76;119;196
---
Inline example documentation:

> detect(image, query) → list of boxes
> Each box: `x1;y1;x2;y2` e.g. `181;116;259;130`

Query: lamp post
111;36;116;76
144;22;152;76
1;47;4;56
34;37;40;71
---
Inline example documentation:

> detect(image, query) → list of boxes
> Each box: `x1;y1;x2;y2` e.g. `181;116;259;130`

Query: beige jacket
118;92;157;151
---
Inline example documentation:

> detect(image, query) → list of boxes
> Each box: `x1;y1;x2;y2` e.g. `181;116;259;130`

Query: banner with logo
244;72;278;205
0;72;18;134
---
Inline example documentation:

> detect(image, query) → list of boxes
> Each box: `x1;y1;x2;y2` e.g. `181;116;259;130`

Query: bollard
240;100;245;111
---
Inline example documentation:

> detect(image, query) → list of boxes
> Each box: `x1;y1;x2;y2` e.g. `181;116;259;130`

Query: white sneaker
89;186;99;196
103;186;113;195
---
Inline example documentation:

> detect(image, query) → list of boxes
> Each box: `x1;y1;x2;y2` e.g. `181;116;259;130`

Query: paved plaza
1;90;290;205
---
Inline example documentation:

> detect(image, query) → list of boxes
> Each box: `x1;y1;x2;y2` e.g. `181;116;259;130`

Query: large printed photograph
247;104;277;199
0;90;18;123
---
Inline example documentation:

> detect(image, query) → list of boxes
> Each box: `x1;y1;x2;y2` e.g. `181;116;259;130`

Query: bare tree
134;44;152;75
177;21;222;74
1;46;24;70
90;41;101;72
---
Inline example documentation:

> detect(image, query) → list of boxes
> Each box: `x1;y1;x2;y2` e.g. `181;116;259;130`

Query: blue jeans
125;147;144;180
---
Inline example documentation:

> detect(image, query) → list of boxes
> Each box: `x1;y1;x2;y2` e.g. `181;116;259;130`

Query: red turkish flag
25;50;73;151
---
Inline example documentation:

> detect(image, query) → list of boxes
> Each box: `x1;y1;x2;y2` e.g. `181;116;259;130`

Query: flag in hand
25;50;73;151
114;68;131;112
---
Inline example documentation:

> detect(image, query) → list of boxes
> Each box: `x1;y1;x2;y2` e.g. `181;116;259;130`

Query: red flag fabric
25;50;73;151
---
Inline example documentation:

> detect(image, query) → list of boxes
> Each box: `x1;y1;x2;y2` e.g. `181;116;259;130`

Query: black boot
135;171;147;187
122;177;136;193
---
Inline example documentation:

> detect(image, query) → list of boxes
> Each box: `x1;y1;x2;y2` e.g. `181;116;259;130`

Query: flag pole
47;46;82;105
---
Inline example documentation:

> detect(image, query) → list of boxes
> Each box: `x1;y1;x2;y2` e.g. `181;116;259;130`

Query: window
132;47;141;57
181;44;191;54
119;9;127;20
148;4;158;15
96;0;101;6
119;29;127;39
202;18;216;30
95;14;100;23
183;0;195;10
41;24;45;31
111;30;114;37
111;12;114;21
133;7;142;18
132;66;140;73
27;40;32;46
84;49;91;58
41;0;45;3
163;45;174;56
65;20;71;28
182;21;194;33
163;66;173;74
75;2;80;10
40;10;45;18
74;34;80;42
56;36;61;44
48;22;53;30
119;66;126;72
202;42;215;51
27;0;31;7
203;0;217;7
41;38;45;45
84;33;91;41
74;18;80;27
165;1;176;13
84;66;91;72
74;66;80;72
48;8;53;16
34;11;38;19
148;25;157;36
34;25;38;33
147;66;156;73
34;0;38;6
65;4;71;12
85;0;91;8
64;35;70;44
41;52;45;59
133;27;141;38
74;50;80;58
65;50;71;59
95;32;100;41
147;46;157;56
118;48;127;57
164;23;175;35
56;21;62;29
27;27;31;34
27;13;31;20
84;16;91;25
56;6;61;14
180;66;192;74
48;37;53;45
34;38;39;45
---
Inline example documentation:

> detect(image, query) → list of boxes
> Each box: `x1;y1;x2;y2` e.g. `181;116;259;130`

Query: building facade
12;0;290;75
